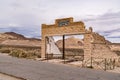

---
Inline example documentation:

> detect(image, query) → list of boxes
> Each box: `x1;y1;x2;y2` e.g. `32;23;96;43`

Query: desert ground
0;53;120;80
0;32;120;80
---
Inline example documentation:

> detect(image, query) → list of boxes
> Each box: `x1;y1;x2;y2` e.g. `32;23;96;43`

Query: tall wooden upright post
62;35;65;59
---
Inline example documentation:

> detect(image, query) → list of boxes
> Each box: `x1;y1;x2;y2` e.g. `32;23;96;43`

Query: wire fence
45;53;119;71
82;57;116;70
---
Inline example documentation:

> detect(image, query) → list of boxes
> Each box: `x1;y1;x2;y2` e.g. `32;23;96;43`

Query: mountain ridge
0;32;40;41
0;32;41;47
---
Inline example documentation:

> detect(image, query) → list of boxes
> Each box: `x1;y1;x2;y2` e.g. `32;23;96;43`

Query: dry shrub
116;57;120;67
0;47;41;59
10;49;39;59
10;49;27;58
0;48;11;53
115;61;120;67
26;51;37;59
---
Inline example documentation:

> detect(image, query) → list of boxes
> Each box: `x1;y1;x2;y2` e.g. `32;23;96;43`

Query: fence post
104;58;107;71
82;60;84;67
90;56;93;68
110;58;112;70
47;54;49;62
113;59;115;69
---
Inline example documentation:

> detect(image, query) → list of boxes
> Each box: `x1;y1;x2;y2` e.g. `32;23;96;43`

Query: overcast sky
0;0;120;42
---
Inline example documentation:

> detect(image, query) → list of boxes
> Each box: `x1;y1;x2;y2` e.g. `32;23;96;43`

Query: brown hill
0;32;119;51
109;43;120;51
56;36;84;49
56;36;120;50
4;32;26;40
0;32;41;40
0;32;41;47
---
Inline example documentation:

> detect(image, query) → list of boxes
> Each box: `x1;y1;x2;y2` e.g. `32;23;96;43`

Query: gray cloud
0;0;120;42
0;26;40;38
84;11;120;42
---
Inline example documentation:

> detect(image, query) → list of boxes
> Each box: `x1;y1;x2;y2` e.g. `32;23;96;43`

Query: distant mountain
109;43;120;51
0;26;41;39
0;32;119;51
56;36;120;51
4;32;26;40
105;40;112;44
0;32;40;41
56;36;84;49
0;32;41;47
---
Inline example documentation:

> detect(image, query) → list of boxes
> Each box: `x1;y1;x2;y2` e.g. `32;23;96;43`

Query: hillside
0;32;26;41
56;36;84;49
4;32;26;40
56;36;120;51
109;43;120;51
0;32;119;52
0;32;41;47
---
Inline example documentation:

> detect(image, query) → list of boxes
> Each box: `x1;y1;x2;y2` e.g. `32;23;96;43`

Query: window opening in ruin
45;34;84;61
64;34;84;61
45;36;63;59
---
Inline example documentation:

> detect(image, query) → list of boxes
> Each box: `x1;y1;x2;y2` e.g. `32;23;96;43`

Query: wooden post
90;56;93;68
62;35;65;59
110;58;112;70
113;59;115;69
104;58;107;71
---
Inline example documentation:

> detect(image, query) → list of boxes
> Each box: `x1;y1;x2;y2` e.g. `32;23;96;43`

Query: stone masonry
41;17;118;60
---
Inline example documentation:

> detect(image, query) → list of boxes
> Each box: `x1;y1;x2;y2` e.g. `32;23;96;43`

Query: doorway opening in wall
45;35;84;61
64;34;84;61
45;36;63;59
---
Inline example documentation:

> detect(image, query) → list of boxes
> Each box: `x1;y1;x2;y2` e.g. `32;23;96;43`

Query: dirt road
0;53;120;80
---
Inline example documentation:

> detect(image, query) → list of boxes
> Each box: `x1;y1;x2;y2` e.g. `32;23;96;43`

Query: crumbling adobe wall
84;27;118;60
41;17;118;60
92;43;118;58
91;32;118;59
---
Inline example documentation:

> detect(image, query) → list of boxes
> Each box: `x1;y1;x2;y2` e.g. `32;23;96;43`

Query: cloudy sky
0;0;120;42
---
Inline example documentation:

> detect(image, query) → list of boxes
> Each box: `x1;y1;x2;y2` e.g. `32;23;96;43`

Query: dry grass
0;47;41;59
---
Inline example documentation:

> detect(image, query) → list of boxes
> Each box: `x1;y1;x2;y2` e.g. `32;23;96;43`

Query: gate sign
58;20;70;27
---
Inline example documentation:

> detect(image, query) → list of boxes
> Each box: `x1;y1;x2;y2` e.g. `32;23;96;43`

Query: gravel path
0;53;120;80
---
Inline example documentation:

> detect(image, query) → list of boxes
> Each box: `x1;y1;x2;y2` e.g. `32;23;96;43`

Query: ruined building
41;17;118;60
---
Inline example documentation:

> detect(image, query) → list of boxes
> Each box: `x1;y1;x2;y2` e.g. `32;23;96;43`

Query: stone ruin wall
41;17;119;60
42;17;86;58
89;32;118;59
